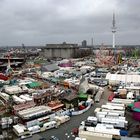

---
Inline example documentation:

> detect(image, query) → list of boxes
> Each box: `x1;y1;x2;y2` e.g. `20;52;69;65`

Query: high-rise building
82;40;87;48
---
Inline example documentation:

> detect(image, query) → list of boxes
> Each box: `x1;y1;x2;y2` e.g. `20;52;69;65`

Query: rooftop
18;106;52;119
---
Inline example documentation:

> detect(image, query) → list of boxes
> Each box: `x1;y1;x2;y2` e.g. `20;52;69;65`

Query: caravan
54;115;70;124
43;121;58;130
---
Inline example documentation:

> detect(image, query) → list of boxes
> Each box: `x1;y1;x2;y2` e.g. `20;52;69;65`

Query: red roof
0;74;8;81
51;104;64;110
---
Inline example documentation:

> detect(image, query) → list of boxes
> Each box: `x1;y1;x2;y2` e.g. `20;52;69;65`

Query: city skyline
0;0;140;46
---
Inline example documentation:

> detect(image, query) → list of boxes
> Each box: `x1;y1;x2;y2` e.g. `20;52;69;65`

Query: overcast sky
0;0;139;46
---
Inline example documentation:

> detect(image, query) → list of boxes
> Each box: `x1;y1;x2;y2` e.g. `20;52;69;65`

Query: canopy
26;82;41;88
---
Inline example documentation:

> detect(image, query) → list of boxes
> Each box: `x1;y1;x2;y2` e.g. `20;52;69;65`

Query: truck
85;119;97;127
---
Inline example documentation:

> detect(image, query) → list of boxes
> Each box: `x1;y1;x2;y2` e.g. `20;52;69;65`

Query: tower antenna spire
112;12;117;48
112;12;116;28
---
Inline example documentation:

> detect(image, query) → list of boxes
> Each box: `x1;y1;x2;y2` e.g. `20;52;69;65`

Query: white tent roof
106;73;140;83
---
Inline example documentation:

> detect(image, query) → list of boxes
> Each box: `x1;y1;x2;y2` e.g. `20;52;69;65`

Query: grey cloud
0;0;139;46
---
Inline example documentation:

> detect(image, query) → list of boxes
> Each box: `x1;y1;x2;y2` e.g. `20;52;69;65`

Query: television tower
91;37;93;47
112;13;117;48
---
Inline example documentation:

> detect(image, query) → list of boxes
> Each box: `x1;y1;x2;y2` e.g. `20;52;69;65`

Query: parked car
108;92;115;101
20;133;32;139
72;128;79;135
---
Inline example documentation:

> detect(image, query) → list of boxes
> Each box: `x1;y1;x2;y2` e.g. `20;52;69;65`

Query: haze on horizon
0;0;139;46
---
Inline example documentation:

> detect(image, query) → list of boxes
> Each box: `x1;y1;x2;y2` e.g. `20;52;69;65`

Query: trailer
79;124;120;139
96;111;107;117
96;111;126;124
101;104;125;111
111;98;134;105
94;107;125;117
28;125;40;134
79;129;113;140
95;91;103;103
54;115;70;124
12;95;26;104
101;117;128;129
94;124;120;135
0;92;10;101
19;95;32;102
101;109;125;117
106;102;125;107
18;106;52;120
13;124;31;137
42;121;58;131
107;112;121;117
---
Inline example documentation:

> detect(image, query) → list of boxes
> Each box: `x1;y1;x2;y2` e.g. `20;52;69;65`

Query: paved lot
25;87;110;140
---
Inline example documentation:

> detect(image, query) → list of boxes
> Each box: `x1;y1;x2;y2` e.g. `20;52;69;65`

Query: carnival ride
96;45;140;68
6;55;13;75
2;52;14;80
96;44;124;67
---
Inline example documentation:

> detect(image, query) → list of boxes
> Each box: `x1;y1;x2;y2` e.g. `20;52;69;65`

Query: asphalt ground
25;87;110;140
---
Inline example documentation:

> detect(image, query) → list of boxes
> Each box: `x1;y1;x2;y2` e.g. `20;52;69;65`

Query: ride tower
5;52;13;76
